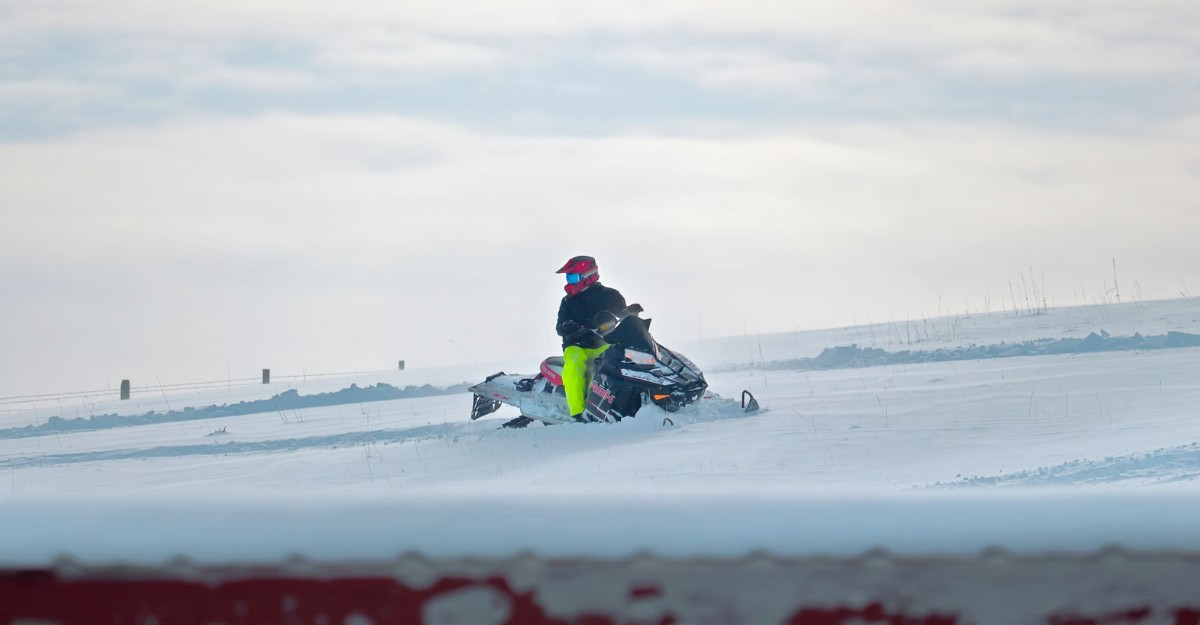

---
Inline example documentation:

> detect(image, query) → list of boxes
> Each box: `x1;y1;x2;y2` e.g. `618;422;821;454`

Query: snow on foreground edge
2;490;1200;566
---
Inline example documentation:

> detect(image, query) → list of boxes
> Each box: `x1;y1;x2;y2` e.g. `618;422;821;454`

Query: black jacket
557;283;627;350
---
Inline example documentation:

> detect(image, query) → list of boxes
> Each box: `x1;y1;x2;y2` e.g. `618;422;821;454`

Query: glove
556;319;587;337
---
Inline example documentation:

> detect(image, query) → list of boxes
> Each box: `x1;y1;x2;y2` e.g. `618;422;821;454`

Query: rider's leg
562;346;590;418
581;344;610;390
563;344;611;420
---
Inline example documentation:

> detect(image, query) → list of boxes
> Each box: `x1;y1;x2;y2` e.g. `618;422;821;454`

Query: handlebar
594;304;644;336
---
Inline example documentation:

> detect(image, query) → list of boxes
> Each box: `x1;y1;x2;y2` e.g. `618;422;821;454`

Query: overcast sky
2;1;1198;397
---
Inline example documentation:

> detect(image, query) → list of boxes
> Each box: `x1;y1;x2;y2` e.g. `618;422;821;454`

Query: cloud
2;0;1196;145
2;113;1196;323
5;112;1197;253
4;1;1197;80
313;30;509;75
607;45;831;94
174;67;319;91
0;78;126;107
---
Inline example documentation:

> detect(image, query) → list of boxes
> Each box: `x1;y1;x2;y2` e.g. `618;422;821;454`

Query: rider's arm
608;288;627;314
556;298;585;336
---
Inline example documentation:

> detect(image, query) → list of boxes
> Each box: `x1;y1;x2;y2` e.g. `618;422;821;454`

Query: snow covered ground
3;297;1200;565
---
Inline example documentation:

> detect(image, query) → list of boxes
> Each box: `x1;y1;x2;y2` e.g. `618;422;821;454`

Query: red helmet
556;255;599;295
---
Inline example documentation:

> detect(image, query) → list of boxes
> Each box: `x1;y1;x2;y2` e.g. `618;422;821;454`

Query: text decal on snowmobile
589;380;616;404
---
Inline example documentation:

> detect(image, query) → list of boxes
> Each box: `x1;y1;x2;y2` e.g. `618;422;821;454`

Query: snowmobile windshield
604;315;657;353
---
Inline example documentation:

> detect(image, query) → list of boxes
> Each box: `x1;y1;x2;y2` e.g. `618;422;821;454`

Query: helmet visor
565;272;582;285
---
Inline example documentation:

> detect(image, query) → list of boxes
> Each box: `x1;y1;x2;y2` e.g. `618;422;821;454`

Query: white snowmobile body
468;358;578;426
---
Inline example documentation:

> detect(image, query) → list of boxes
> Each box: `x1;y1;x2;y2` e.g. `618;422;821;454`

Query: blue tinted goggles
565;272;583;284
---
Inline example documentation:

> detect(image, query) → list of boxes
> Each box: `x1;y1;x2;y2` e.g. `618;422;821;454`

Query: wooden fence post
120;380;130;400
262;369;270;384
398;360;405;371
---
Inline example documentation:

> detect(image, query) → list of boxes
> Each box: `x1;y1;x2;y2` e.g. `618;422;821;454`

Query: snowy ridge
0;423;465;469
677;297;1200;369
936;442;1200;488
0;383;468;439
756;330;1200;373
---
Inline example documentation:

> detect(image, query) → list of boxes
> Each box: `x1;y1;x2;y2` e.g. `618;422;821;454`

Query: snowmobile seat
539;354;604;388
540;357;566;386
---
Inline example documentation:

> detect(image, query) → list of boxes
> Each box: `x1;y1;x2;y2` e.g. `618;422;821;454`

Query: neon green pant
563;344;611;416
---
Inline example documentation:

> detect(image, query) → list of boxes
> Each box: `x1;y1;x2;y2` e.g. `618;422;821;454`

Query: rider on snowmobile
555;255;627;422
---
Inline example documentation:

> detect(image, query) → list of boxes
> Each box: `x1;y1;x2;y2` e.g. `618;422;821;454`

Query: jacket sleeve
608;288;627;314
556;297;577;335
557;297;570;325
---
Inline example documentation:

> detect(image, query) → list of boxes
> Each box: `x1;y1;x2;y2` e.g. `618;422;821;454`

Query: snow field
2;298;1200;563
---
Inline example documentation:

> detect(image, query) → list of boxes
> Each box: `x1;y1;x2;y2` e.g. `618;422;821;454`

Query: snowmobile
469;304;759;428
